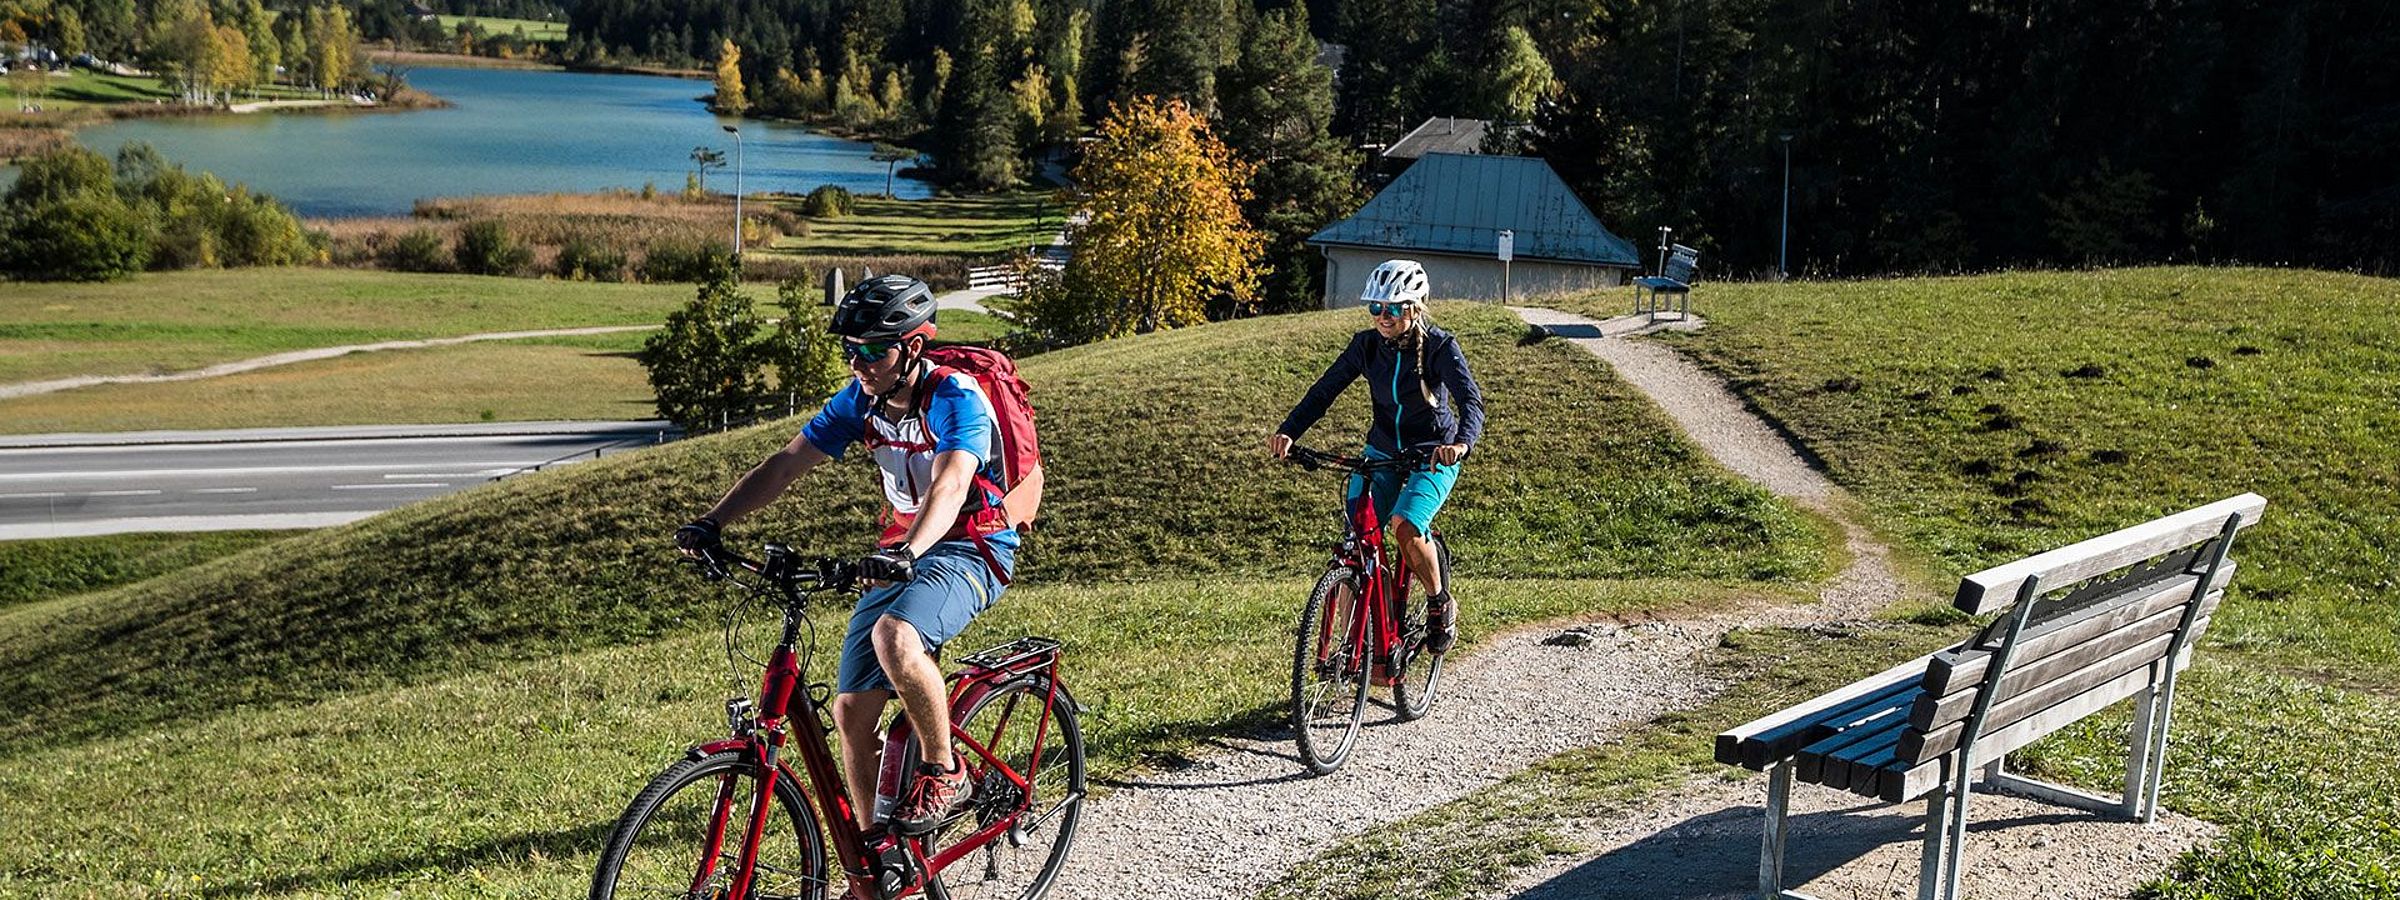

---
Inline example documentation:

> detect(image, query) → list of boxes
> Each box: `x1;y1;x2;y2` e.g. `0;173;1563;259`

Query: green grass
24;69;319;111
0;331;658;433
0;268;692;385
1554;266;2400;679
761;193;1059;258
0;531;294;610
0;304;1828;894
1548;266;2400;899
432;14;570;42
0;302;1829;758
935;309;1011;345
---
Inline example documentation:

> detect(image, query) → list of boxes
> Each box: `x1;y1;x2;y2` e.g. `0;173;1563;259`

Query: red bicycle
589;541;1084;900
1284;445;1453;775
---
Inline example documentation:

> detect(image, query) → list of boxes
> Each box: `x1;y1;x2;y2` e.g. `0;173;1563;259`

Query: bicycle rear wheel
1292;566;1369;775
920;675;1085;900
589;749;828;900
1390;535;1451;721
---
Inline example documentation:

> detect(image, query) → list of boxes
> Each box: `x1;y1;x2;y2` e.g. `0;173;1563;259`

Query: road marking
331;482;449;490
0;462;547;483
89;490;163;497
0;492;67;499
190;487;259;494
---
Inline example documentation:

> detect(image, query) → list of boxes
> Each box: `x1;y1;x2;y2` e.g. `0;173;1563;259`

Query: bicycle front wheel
1391;534;1451;721
589;749;829;900
926;675;1086;900
1292;566;1369;775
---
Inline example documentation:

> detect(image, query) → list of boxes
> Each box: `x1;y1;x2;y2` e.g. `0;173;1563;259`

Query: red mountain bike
589;542;1084;900
1284;445;1452;775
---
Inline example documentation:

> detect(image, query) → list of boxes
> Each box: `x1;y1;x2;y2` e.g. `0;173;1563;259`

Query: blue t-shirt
801;372;1020;553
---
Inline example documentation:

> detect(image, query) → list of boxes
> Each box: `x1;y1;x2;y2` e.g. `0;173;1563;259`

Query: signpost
1497;229;1514;301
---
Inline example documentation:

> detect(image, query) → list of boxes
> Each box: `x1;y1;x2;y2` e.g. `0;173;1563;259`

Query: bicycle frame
1323;471;1422;683
682;556;1075;900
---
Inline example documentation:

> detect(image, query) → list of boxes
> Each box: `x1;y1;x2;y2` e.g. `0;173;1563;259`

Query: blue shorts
838;539;1014;693
1345;446;1462;536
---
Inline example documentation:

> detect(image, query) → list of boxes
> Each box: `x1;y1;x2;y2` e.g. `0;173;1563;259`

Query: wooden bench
1633;243;1700;321
1716;493;2265;900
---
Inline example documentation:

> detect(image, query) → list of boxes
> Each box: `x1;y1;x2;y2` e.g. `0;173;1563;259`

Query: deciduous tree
714;38;748;115
1023;96;1261;342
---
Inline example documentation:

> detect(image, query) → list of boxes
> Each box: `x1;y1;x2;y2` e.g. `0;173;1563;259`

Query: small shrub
802;184;856;218
554;235;628;281
454;219;532;276
640;181;658;201
382;228;453;272
638;238;734;283
0;194;152;281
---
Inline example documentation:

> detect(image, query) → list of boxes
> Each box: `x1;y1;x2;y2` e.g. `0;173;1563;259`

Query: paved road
0;421;675;540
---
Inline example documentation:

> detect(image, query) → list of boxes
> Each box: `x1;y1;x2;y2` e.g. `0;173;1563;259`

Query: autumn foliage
1015;97;1263;344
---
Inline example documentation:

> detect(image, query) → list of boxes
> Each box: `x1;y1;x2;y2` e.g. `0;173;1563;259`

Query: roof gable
1307;153;1642;267
1384;117;1488;159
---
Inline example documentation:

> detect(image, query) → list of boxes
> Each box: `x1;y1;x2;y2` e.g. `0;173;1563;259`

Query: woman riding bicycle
1268;259;1485;654
673;274;1013;838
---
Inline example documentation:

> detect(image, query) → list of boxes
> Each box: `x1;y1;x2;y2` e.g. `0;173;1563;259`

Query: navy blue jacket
1278;325;1486;456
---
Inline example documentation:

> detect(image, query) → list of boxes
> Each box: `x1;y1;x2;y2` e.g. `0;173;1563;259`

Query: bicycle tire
1291;566;1370;775
589;748;829;900
1390;535;1451;721
914;675;1086;900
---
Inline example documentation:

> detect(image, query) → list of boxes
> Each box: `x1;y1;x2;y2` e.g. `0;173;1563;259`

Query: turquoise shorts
839;539;1013;693
1344;446;1462;535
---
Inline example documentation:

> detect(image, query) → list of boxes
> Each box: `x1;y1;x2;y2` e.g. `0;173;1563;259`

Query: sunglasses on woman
1366;301;1411;318
844;339;900;363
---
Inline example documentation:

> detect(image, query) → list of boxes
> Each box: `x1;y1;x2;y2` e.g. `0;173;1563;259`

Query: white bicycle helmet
1360;259;1431;307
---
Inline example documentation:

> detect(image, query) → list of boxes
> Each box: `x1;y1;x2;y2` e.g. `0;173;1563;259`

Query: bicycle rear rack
958;636;1063;675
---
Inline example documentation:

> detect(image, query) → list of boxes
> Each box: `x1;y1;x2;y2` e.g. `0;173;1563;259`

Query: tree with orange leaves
1019;96;1263;343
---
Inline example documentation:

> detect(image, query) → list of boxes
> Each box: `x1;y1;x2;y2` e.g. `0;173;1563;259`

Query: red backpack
868;345;1045;581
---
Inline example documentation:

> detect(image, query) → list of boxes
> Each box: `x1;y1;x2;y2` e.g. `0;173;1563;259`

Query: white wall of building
1320;249;1628;308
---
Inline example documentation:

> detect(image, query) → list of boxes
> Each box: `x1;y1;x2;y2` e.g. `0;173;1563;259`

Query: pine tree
1220;5;1362;312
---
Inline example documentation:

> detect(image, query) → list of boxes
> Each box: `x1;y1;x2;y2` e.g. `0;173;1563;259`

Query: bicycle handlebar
1285;444;1433;474
688;542;860;596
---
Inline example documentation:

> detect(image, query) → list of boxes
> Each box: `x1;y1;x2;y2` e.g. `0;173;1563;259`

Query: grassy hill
1554;266;2400;898
0;303;1831;893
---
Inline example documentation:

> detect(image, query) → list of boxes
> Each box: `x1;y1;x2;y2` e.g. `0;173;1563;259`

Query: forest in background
9;0;2396;280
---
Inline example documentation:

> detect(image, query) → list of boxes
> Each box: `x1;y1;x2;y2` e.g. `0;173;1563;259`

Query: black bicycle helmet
830;275;938;342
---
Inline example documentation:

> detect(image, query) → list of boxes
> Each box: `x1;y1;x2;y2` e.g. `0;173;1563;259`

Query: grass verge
0;332;657;434
0;268;689;385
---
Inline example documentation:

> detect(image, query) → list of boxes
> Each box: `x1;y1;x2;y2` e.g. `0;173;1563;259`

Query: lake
72;66;933;218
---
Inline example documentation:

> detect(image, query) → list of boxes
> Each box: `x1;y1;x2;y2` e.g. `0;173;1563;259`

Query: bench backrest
1661;244;1700;283
1878;493;2264;800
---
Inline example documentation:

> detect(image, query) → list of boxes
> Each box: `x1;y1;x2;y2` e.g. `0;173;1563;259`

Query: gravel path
0;325;657;400
1041;307;2208;900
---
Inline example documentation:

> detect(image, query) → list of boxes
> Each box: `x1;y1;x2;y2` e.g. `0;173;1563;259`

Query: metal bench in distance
1633;243;1700;321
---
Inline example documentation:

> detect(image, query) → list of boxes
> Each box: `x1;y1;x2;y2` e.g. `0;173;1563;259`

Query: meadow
0;303;1828;894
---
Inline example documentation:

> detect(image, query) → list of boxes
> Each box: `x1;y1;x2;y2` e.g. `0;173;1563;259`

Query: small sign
1497;230;1514;262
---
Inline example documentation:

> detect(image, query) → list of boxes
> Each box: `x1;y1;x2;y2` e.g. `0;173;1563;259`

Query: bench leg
1917;784;1955;900
1756;764;1827;900
2124;680;2163;821
2143;659;2187;821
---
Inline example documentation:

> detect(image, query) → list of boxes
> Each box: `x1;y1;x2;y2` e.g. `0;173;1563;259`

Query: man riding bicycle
674;274;1015;837
1268;259;1485;654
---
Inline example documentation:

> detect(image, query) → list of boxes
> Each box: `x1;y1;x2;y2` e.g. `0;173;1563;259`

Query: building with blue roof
1307;153;1644;306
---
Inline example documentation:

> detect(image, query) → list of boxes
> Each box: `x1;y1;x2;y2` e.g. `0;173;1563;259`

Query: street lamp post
721;124;744;260
1778;133;1793;280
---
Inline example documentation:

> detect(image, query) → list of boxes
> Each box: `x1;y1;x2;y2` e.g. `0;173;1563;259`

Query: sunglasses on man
843;339;901;363
1366;301;1413;318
